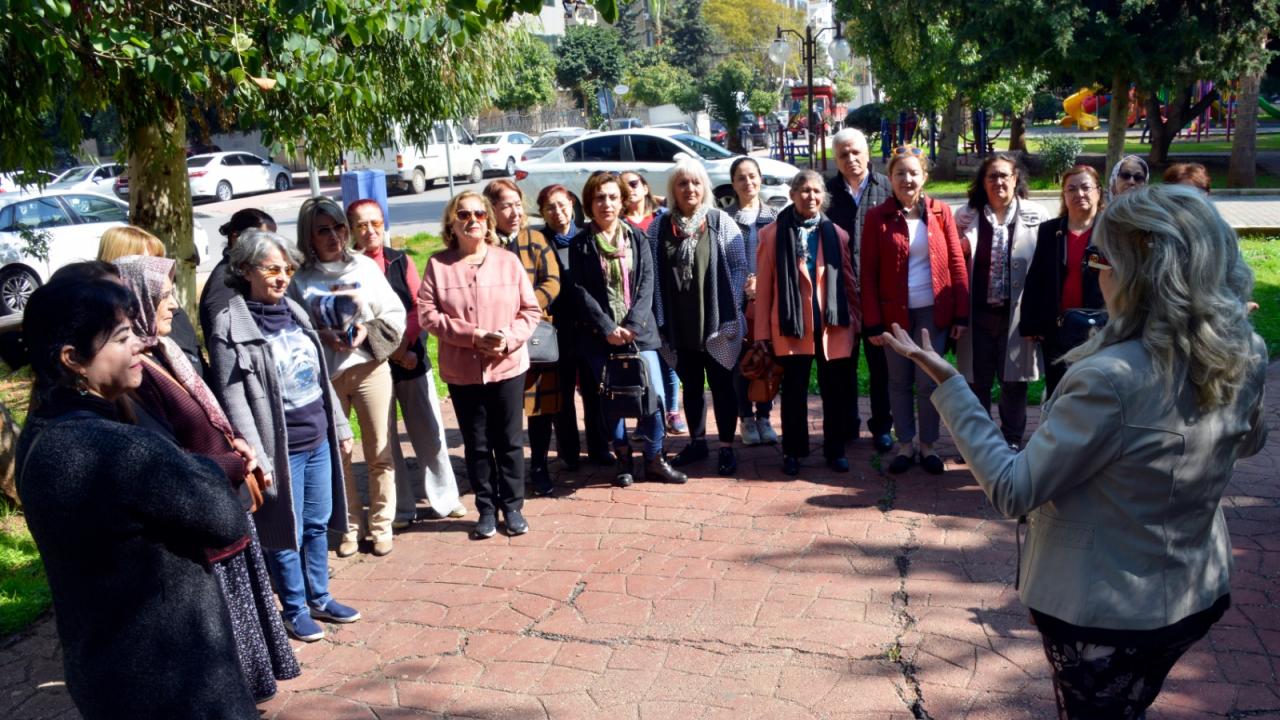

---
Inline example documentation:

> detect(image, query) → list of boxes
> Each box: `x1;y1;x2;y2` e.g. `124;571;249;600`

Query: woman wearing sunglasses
569;171;687;487
1109;154;1149;198
881;184;1267;717
651;158;748;476
346;200;466;529
289;197;406;558
420;191;541;539
862;145;969;475
208;230;360;643
1020;165;1107;397
953;153;1048;452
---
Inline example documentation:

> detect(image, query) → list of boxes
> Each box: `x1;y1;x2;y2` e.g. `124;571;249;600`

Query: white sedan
514;129;798;216
188;152;292;202
475;131;536;176
0;191;209;314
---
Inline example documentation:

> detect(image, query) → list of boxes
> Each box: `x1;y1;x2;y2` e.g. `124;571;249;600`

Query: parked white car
514;129;799;214
0;191;209;314
345;121;485;194
0;171;58;195
47;163;126;194
521;128;590;163
475;131;536;176
187;152;292;202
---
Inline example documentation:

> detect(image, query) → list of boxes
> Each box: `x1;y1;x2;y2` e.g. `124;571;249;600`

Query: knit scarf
670;206;709;287
114;255;237;439
774;207;850;338
593;223;631;321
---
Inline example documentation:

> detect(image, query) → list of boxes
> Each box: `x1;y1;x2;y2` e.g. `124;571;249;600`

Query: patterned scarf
671;206;710;286
114;255;237;438
593;223;631;321
982;200;1015;305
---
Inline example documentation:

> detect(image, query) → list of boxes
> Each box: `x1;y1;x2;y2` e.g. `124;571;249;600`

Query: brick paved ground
3;365;1279;719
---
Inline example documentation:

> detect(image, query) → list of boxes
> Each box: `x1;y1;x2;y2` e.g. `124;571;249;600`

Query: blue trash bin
340;169;391;234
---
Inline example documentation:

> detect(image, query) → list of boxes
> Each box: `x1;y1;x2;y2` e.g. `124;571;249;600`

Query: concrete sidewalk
2;366;1278;719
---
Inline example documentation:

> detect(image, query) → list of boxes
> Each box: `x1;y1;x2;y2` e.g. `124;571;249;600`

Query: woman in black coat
16;274;257;720
1019;165;1106;397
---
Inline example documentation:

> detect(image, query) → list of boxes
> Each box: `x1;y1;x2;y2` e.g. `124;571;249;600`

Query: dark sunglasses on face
627;179;643;189
455;209;487;222
1117;171;1146;182
1085;247;1111;271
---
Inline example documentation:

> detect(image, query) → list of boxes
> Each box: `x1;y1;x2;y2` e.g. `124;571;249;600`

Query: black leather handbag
599;347;657;419
1057;308;1108;350
526;320;559;366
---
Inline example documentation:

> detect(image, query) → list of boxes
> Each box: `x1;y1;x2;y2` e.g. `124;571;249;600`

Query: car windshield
187;157;213;167
57;166;95;182
476;135;501;145
674;134;734;160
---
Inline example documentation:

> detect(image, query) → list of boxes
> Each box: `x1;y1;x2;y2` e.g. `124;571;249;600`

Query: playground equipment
1060;87;1102;130
1260;97;1280;121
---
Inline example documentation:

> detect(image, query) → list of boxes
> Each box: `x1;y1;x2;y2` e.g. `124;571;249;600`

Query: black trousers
577;353;610;458
674;349;738;444
851;334;893;436
1042;330;1072;400
529;359;584;467
777;342;852;459
970;307;1028;445
449;374;525;517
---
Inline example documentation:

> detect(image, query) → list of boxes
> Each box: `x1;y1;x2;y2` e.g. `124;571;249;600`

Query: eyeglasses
894;145;924;157
985;171;1014;181
256;264;296;278
1084;248;1110;272
455;209;488;222
626;179;643;189
1065;183;1098;195
353;219;384;231
1116;171;1146;183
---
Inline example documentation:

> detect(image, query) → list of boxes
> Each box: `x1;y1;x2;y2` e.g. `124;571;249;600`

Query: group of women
12;141;1265;719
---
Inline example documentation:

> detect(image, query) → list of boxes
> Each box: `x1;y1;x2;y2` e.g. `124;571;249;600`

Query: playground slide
1061;88;1101;130
1262;97;1280;120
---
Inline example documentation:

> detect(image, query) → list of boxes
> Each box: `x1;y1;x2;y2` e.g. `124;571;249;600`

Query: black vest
382;247;428;381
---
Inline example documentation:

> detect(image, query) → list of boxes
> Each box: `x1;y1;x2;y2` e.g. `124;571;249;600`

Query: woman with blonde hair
651;158;747;476
97;224;206;379
288;196;406;557
420;191;541;539
882;185;1267;717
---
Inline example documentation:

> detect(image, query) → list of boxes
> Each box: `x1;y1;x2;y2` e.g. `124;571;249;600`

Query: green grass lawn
0;508;50;636
1241;233;1280;357
1025;132;1280;156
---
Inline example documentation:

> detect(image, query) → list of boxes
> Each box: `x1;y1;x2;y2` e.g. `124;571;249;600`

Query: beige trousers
331;359;397;543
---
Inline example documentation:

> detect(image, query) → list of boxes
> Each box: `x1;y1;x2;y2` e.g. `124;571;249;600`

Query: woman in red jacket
861;146;969;475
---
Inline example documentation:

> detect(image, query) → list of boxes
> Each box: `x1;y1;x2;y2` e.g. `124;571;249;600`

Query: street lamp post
769;22;851;169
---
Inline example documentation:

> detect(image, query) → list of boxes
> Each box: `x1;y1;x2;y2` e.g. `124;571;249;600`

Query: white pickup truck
346;121;484;194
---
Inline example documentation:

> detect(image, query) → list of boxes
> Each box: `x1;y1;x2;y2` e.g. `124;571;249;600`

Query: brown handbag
740;342;783;403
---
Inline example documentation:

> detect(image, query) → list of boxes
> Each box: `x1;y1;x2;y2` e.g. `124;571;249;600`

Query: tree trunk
1007;105;1029;152
0;401;20;509
934;95;965;180
1229;70;1261;188
1146;82;1218;165
125;94;196;318
1105;73;1131;178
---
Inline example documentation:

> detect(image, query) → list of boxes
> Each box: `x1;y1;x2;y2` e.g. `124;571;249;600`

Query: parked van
346;121;484;194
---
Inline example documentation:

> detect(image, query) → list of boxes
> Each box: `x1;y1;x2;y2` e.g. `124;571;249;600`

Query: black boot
645;454;688;484
613;444;634;488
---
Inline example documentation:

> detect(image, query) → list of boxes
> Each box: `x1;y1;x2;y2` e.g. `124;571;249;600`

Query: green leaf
229;67;247;84
230;32;253;53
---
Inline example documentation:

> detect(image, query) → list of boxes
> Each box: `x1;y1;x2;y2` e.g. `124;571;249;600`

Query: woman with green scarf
568;171;687;488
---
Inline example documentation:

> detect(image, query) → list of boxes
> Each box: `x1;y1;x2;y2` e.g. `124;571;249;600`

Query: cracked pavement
3;364;1280;719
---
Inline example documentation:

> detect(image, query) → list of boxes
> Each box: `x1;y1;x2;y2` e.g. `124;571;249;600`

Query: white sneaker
756;418;779;445
740;417;762;446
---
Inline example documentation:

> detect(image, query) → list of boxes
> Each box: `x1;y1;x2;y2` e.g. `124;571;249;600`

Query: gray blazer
207;294;353;551
933;335;1268;630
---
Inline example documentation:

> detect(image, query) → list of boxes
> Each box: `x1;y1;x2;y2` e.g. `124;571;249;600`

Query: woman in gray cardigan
207;230;359;643
880;185;1267;717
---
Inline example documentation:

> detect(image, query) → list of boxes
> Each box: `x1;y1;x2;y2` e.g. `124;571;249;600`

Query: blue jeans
266;439;334;621
657;354;680;413
588;349;665;459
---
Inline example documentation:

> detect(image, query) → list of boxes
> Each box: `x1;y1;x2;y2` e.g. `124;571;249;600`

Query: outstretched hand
878;324;959;386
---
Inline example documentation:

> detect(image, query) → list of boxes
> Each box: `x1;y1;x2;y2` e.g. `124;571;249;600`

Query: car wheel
216;181;233;202
274;173;290;192
0;267;40;315
505;157;516;176
410;168;427;194
713;186;737;209
469;161;483;184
